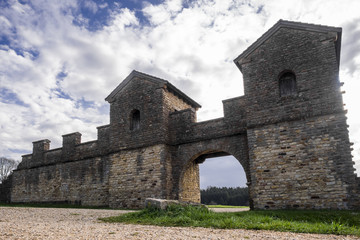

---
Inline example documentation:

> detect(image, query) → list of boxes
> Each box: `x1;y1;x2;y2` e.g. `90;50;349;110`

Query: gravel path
208;207;250;213
0;207;358;239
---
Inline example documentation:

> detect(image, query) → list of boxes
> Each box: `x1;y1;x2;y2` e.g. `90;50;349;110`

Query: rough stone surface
144;198;204;210
144;198;182;210
1;20;359;210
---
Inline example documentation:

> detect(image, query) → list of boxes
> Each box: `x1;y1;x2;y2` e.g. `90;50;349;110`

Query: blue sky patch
70;0;170;30
54;72;72;100
76;98;96;109
52;88;72;100
9;148;29;155
256;5;264;14
0;88;27;107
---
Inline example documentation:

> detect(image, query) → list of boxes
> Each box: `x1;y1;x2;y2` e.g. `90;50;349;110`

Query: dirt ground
0;207;358;239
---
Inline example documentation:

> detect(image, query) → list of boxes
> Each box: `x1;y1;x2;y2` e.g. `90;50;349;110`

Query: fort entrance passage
180;150;249;204
2;20;360;209
173;135;250;205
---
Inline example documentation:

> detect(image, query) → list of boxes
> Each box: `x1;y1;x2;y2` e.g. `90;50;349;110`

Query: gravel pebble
0;207;358;240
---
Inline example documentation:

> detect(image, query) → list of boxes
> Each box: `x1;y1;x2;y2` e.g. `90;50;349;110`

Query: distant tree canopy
201;186;249;206
0;157;18;183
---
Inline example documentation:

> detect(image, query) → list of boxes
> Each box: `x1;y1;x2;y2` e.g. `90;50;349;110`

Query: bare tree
0;157;18;183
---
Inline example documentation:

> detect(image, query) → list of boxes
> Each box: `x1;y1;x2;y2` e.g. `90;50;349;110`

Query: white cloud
143;3;172;25
83;0;98;14
98;3;108;9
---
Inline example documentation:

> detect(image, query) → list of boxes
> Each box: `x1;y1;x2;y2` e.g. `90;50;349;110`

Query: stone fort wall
1;20;360;210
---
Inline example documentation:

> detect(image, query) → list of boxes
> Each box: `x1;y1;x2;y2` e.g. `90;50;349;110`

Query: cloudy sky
1;0;359;189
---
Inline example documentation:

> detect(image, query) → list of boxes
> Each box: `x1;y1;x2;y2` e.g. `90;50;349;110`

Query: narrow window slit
279;71;297;97
130;109;140;130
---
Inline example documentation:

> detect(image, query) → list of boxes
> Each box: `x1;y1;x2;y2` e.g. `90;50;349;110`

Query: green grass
101;204;360;236
207;205;248;208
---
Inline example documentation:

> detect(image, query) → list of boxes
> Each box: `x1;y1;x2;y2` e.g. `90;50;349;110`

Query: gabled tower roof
105;70;201;109
234;19;342;72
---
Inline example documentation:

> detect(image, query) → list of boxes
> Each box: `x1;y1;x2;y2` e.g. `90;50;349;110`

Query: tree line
0;157;18;184
201;186;249;206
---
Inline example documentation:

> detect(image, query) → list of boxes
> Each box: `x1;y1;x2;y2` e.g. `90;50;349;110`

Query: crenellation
33;139;51;152
97;125;110;139
62;132;82;145
32;139;51;164
61;132;81;161
223;95;247;120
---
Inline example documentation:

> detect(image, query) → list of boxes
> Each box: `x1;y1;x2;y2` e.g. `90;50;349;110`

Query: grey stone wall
108;76;167;151
239;28;343;128
108;144;171;209
11;156;110;206
247;113;356;209
107;75;193;152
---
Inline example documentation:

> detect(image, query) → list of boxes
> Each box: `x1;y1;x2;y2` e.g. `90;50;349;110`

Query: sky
1;0;360;189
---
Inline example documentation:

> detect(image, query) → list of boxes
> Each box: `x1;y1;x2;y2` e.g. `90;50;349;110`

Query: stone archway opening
179;150;251;207
200;156;247;189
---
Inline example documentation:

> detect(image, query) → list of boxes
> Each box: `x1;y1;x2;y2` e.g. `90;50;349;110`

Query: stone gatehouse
1;20;360;209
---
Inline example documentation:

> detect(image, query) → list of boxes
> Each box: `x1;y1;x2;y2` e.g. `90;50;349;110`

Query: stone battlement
18;133;101;170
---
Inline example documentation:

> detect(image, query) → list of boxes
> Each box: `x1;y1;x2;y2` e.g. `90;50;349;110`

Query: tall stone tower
103;71;201;208
234;20;359;209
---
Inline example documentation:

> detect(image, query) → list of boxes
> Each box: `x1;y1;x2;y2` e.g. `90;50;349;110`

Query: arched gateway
2;20;360;209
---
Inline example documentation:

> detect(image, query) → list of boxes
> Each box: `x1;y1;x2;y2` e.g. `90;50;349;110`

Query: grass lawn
101;205;360;236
